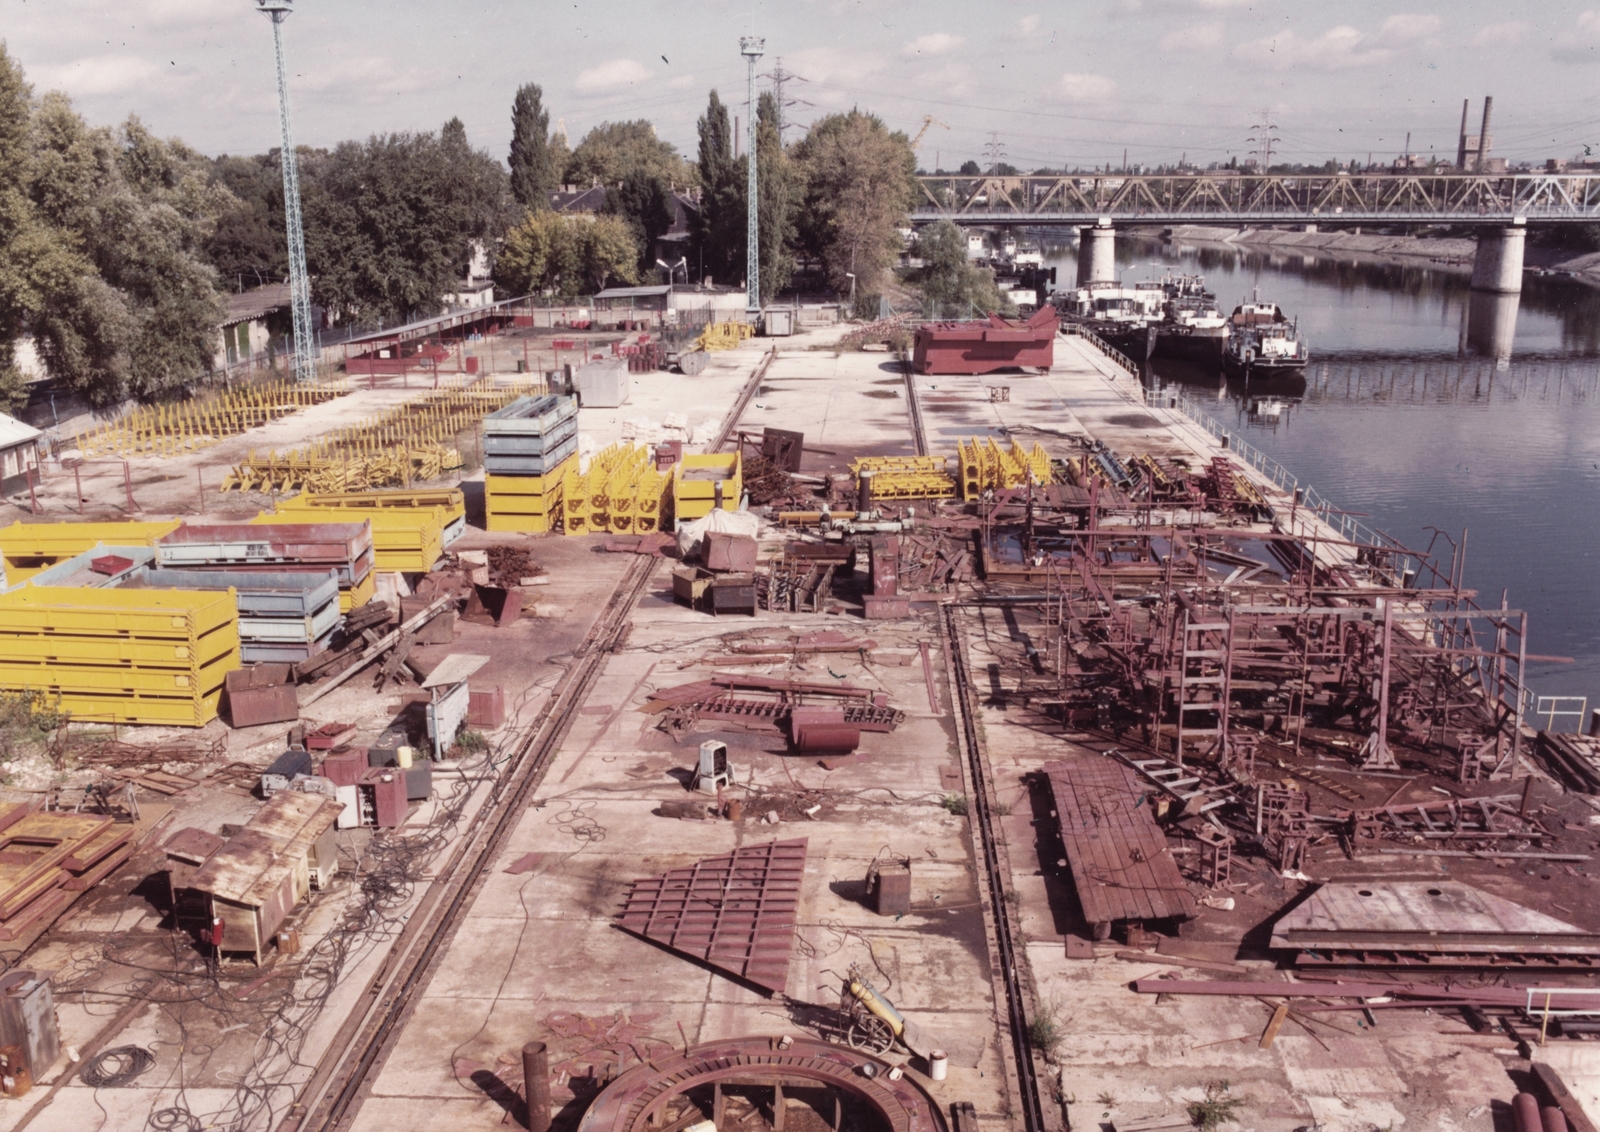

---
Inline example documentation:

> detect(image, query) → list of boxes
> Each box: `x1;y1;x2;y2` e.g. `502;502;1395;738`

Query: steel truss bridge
910;173;1600;226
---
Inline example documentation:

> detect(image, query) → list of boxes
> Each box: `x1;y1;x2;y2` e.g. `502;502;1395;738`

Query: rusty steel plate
616;838;806;994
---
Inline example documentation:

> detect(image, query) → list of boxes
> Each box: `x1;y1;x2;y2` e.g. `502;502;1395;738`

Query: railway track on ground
288;553;658;1132
941;604;1047;1132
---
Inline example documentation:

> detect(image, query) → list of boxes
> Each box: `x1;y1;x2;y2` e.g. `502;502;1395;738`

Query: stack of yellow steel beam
0;520;181;584
560;445;668;535
957;437;1051;500
849;455;956;500
0;586;239;726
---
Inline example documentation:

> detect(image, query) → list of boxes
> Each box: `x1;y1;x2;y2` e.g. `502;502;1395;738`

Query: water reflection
1463;290;1520;364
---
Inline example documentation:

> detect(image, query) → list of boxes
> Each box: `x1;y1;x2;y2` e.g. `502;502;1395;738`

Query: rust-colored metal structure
574;1037;946;1132
616;839;806;994
911;307;1058;375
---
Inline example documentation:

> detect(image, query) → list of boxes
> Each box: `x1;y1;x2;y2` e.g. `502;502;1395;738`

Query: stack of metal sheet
0;585;239;726
482;395;579;533
154;521;376;611
128;567;340;663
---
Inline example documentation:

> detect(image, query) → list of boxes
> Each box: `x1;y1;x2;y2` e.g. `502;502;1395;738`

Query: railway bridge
910;172;1600;293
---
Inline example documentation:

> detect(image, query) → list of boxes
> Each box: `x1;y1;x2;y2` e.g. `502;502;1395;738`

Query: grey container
573;358;631;408
483;434;579;475
483;394;578;436
131;567;341;617
0;971;57;1080
482;413;578;456
762;308;795;336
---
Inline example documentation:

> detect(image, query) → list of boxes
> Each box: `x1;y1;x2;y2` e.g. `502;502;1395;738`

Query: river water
1040;237;1600;725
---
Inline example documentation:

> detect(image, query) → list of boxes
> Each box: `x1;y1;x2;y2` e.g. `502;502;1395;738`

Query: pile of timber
1537;731;1600;793
0;802;137;940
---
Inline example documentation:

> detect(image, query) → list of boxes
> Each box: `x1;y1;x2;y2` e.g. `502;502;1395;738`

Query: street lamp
845;272;857;312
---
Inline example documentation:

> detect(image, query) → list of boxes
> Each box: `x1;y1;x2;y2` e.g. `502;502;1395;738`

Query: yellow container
0;586;239;726
250;509;445;572
672;453;742;523
0;520;181;582
341;569;376;612
279;488;465;526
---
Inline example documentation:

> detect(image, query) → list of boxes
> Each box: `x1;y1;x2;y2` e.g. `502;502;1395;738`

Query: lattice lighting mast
741;35;765;314
255;1;316;382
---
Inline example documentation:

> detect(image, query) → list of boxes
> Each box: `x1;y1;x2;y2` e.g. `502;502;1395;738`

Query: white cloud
574;58;651;93
1553;11;1600;62
30;55;161;97
1158;22;1224;54
1378;13;1442;41
902;33;963;57
667;73;697;90
1235;25;1392;70
1018;15;1042;35
1470;21;1528;47
1054;72;1115;100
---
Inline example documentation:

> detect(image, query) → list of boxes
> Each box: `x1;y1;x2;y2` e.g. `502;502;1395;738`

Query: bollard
714;480;724;512
522;1041;550;1132
857;470;874;513
1541;1107;1567;1132
1589;708;1600;738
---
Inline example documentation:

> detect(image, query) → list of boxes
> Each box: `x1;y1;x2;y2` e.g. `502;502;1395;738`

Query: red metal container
320;749;367;788
468;686;505;729
790;707;860;753
360;768;408;828
911;307;1059;375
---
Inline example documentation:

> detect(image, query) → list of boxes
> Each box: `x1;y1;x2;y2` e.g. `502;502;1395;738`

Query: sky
3;0;1600;173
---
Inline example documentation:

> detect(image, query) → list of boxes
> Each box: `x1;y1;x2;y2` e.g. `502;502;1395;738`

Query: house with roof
0;414;42;494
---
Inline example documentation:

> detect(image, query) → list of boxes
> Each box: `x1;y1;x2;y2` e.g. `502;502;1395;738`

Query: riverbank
1153;223;1600;287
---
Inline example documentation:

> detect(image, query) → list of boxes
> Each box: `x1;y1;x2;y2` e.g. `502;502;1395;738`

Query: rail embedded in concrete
911;172;1600;224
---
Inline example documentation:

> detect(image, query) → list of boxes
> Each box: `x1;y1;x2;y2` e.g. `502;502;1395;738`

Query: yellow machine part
0;520;181;582
697;321;755;352
672;452;741;523
846;971;906;1036
279;488;466;527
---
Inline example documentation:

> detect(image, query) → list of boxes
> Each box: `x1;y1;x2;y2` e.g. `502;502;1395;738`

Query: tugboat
1153;274;1229;362
1051;280;1166;362
1222;297;1308;378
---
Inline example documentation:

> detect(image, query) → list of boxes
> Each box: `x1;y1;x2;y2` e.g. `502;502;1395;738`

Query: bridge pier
1464;290;1520;363
1469;223;1526;294
1077;221;1115;285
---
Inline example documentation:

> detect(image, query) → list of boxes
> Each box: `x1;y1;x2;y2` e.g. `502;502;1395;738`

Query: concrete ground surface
0;321;1583;1132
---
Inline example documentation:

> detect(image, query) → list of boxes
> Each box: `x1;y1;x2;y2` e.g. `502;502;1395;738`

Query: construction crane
910;115;951;150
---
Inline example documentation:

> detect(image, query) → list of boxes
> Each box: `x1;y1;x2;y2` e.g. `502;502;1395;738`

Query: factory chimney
1476;96;1494;171
1456;99;1469;169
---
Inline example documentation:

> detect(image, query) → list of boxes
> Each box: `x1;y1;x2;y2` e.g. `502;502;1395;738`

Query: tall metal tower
740;35;765;314
256;1;316;382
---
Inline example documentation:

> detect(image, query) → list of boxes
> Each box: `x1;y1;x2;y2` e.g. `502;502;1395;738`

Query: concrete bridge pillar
1469;223;1526;293
1077;222;1115;286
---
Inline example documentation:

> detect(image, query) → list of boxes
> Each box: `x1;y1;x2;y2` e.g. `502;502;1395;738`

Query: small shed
0;415;42;495
189;828;299;966
216;283;290;372
163;827;225;935
248;790;342;895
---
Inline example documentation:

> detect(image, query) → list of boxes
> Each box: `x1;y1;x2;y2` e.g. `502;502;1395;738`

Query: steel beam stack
129;567;340;664
482;395;579;534
849;456;956;500
957;437;1050;500
560;444;669;535
154;521;375;611
0;586;239;726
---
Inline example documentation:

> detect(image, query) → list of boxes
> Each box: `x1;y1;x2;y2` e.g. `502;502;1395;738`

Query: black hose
80;1045;155;1088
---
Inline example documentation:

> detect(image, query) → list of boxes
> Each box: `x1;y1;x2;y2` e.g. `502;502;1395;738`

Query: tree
792;110;916;314
565;120;686;187
495;211;638;298
508;82;558;209
26;97;228;405
204;152;287;288
958;159;981;175
916;220;1009;317
692;91;742;285
302;120;509;324
753;91;797;300
603;168;675;275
